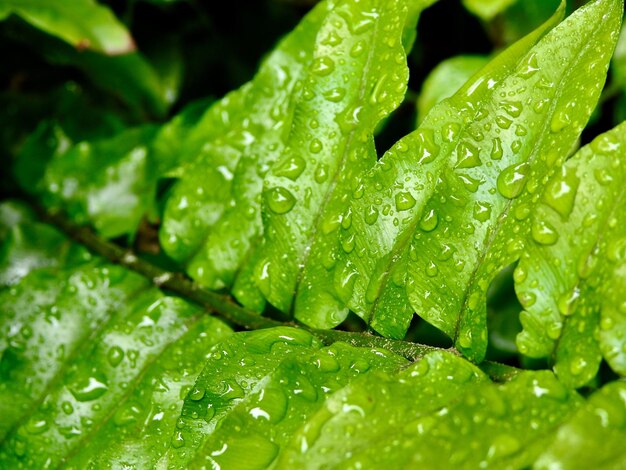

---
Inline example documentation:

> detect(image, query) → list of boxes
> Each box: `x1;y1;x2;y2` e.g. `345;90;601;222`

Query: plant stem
39;206;445;361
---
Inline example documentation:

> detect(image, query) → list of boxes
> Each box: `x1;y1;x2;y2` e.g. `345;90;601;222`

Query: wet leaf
0;0;134;55
307;0;621;365
516;121;626;387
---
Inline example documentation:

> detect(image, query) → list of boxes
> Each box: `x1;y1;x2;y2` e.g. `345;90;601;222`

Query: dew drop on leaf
310;56;335;76
497;162;529;199
107;345;124;367
419;209;438;232
455;141;482;169
364;205;379;225
544;171;579;219
557;288;580;316
490;137;503;160
309;139;323;153
531;219;559;245
69;374;108;402
264;187;296;214
550;110;572;133
395;191;416;211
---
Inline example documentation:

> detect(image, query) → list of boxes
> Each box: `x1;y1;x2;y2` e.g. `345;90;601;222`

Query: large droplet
490;137;503;160
274;155;306;181
69;375;108;402
395;192;416;211
364;205;379;225
265;187;296;214
323;87;346;103
455;141;481;169
544;167;579;218
550;109;572;133
107;346;124;367
531;219;559;245
310;57;335;76
415;128;440;164
497;162;530;199
500;100;523;118
473;201;492;222
419;209;438;232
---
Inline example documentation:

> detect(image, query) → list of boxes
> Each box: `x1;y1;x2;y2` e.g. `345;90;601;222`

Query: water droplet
172;431;185;448
350;41;365;58
495;115;512;129
364;205;379;225
443;123;461;143
533;99;549;114
61;401;74;415
419;209;438;232
314;164;329;184
458;174;481;193
321;31;342;47
490;137;503;160
519;53;539;78
455;141;481;169
107;346;124;367
473;201;492;222
265;187;296;214
594;168;613;185
544;168;579;218
395;192;416;211
497;162;529;199
113;402;143;426
531;219;559;245
309;139;323;154
334;261;358;300
558;288;580;316
69;375;108;402
323;87;346;103
26;417;48;435
569;356;588;376
311;57;335;76
415;128;440;164
425;261;438;277
550;110;571;133
500;100;523;118
487;434;521;460
274;155;306;181
341;233;355;253
189;386;205;401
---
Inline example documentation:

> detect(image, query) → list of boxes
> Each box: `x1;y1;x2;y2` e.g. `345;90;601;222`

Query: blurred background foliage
1;0;625;373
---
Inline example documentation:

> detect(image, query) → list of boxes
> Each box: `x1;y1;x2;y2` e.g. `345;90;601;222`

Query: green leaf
255;0;435;318
516;121;626;387
158;0;331;294
279;352;580;468
300;1;562;333
0;219;232;467
417;55;490;124
304;0;621;363
462;0;519;21
162;328;407;468
535;381;626;470
0;0;134;55
35;126;159;238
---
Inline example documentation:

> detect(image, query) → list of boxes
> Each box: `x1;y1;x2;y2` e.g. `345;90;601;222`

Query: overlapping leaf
0;0;134;55
516;121;626;387
0;210;232;467
535;381;626;469
303;0;621;363
158;0;331;300
241;0;436;317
